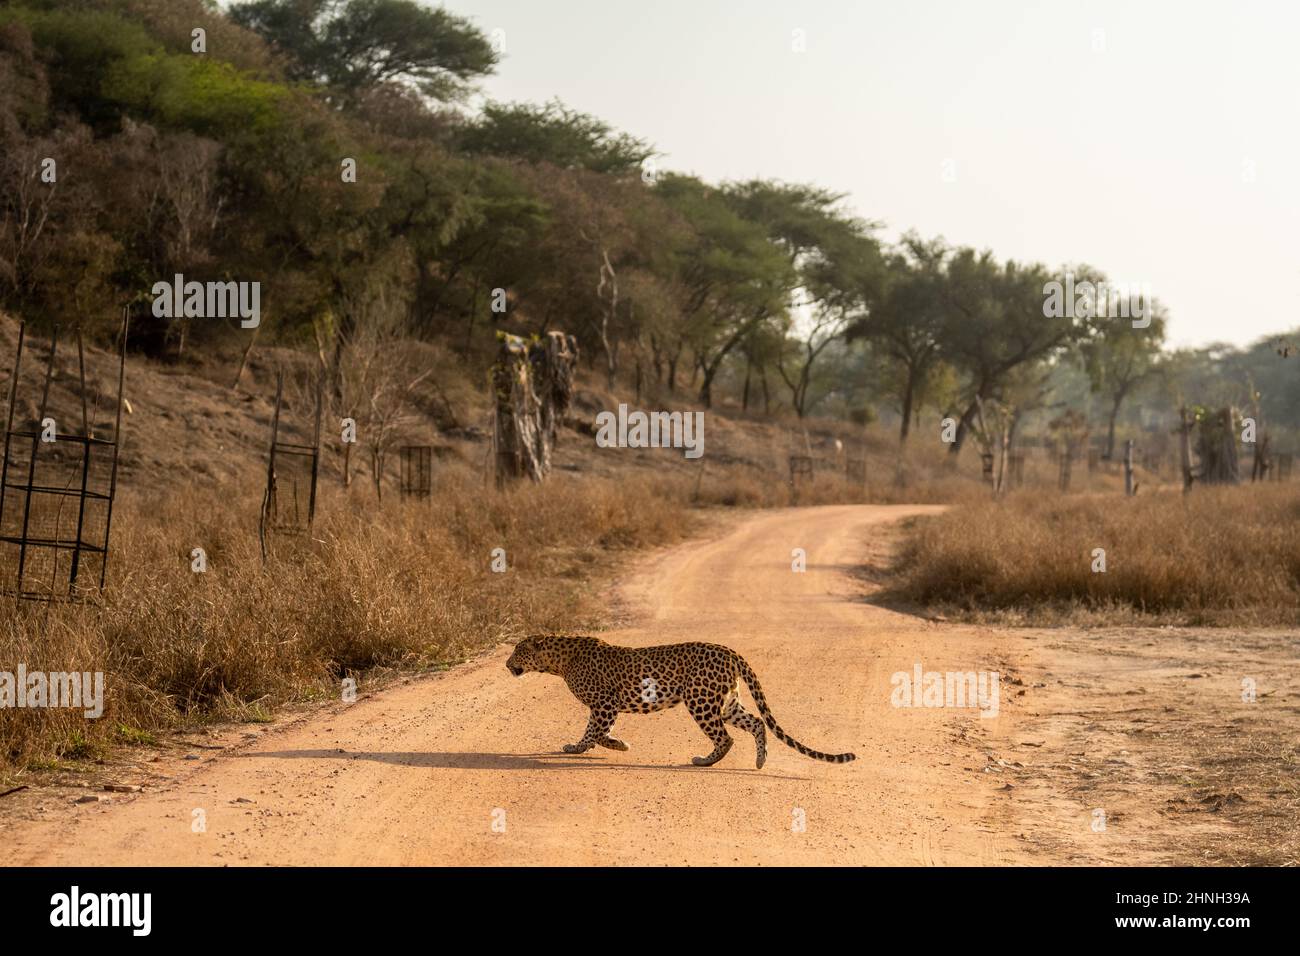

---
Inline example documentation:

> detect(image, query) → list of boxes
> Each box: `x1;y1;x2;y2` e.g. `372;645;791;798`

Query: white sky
452;0;1300;349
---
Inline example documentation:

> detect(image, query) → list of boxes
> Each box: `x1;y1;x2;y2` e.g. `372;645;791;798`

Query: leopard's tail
736;656;856;763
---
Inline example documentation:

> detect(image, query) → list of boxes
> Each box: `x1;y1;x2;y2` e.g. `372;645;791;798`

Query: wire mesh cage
0;317;127;602
399;445;433;500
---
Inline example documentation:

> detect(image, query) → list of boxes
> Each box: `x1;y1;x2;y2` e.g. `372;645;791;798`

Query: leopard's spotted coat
506;635;856;767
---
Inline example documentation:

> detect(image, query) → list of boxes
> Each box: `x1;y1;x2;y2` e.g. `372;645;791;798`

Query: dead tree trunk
491;331;578;486
1252;434;1271;481
1124;438;1136;496
1196;407;1240;485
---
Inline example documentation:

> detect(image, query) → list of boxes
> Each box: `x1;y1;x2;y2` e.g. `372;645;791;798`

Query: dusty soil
1;505;1291;865
985;624;1299;865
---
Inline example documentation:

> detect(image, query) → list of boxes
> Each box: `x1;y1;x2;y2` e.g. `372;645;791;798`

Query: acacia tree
735;321;785;412
846;235;948;441
509;164;634;384
617;266;680;400
1081;301;1168;459
456;101;663;380
377;151;535;348
725;181;884;418
691;272;789;408
460;99;654;174
654;175;794;407
612;194;691;398
231;0;498;105
940;250;1092;455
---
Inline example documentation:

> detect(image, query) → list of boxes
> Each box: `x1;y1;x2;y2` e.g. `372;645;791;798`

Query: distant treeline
0;0;1295;451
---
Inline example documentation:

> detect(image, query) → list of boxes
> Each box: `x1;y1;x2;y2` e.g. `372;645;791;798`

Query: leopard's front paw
562;743;589;754
598;736;629;751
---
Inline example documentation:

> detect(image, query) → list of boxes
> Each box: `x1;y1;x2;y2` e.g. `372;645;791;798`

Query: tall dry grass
0;466;693;769
893;483;1300;624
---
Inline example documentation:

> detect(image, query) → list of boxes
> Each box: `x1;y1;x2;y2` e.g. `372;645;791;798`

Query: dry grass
0;466;693;770
893;483;1300;624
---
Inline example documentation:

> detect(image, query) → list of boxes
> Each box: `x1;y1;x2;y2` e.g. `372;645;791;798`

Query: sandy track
5;505;1041;866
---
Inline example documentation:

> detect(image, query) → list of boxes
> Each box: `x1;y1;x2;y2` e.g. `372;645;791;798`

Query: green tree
460;99;654;175
1081;299;1168;459
725;180;883;418
655;174;795;407
230;0;497;104
940;250;1091;454
846;235;948;441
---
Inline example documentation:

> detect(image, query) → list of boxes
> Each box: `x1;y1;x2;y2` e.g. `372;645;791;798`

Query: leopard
505;634;856;768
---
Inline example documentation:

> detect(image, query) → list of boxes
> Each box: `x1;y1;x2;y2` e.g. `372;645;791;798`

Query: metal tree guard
0;313;127;602
399;445;433;500
259;368;323;561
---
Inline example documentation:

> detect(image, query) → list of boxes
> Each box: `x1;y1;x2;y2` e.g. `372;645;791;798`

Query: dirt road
5;504;1264;865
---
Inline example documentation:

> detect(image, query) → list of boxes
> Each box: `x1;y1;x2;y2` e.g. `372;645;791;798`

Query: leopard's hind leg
686;693;733;766
723;698;767;769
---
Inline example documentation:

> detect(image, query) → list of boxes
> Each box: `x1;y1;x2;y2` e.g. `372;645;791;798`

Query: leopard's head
506;635;556;677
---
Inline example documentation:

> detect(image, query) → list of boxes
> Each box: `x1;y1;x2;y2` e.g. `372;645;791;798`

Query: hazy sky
451;0;1300;349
